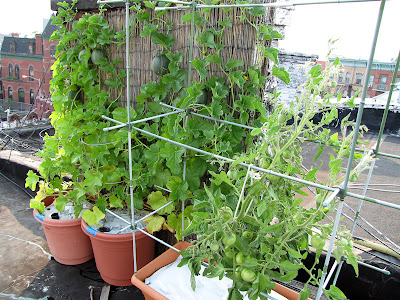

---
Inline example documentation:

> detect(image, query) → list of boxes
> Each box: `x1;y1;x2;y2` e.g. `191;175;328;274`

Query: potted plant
26;170;94;265
131;56;373;299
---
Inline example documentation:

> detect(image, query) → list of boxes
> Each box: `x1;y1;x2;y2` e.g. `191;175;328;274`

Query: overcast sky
279;0;399;62
0;0;398;62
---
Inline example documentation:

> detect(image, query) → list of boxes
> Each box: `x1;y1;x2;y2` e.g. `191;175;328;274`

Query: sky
0;0;398;62
279;0;399;62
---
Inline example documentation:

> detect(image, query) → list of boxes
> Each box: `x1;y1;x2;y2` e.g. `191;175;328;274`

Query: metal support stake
122;0;138;274
316;200;345;300
330;0;386;285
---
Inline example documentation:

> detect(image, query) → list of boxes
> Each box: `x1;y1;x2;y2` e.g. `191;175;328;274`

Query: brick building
322;58;400;98
0;20;58;104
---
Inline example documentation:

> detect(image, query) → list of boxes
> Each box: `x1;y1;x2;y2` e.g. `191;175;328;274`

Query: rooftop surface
0;129;399;299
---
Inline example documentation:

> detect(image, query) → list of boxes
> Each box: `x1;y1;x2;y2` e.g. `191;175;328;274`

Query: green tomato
311;234;325;249
235;267;243;279
220;206;233;222
282;150;291;159
243;231;253;240
349;240;354;248
266;174;280;183
222;232;236;246
241;268;256;282
227;169;237;179
332;81;337;87
340;238;349;247
235;252;244;264
261;159;271;169
210;241;219;252
224;246;234;259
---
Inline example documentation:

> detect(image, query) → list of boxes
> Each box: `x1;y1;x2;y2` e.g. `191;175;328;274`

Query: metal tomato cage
95;0;399;299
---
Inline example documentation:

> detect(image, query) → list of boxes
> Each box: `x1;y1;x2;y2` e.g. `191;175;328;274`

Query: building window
356;73;363;85
28;43;33;55
8;63;13;77
18;88;25;102
368;75;374;87
338;71;344;83
9;42;16;53
50;45;56;58
29;66;34;81
50;70;53;81
43;68;46;84
345;72;351;84
379;76;387;90
15;64;20;79
30;89;35;104
8;87;13;100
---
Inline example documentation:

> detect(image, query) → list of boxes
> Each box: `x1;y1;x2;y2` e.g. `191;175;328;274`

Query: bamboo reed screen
102;2;277;107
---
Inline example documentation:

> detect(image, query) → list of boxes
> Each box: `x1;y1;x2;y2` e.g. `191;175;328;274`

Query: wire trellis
93;0;400;299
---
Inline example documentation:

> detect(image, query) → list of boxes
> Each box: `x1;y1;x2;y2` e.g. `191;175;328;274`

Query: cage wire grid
88;0;399;299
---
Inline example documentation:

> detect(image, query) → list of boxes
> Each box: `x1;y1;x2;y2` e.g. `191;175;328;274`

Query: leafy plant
178;59;373;299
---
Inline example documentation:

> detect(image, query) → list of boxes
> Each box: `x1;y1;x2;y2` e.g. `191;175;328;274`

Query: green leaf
192;58;209;80
228;288;243;300
198;30;216;48
25;170;40;190
299;286;312;300
218;19;232;27
313;144;325;161
273;66;290;84
109;195;124;209
280;260;302;271
323;286;346;300
144;215;165;234
82;206;105;226
160;143;185;175
329;155;342;175
225;58;244;71
150;32;175;48
167;176;189;202
310;64;322;78
206;54;222;66
148;191;174;215
30;198;46;214
140;24;158;37
263;47;279;64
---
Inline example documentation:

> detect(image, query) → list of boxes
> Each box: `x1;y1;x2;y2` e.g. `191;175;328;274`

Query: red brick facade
0;21;58;104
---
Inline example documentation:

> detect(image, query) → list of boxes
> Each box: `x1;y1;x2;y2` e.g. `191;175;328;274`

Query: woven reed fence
102;2;277;107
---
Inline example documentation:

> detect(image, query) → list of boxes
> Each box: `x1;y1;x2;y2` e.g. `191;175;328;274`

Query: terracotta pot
131;241;304;300
81;219;156;286
33;196;94;265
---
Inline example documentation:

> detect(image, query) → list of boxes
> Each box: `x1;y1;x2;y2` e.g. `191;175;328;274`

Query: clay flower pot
33;196;93;265
131;241;303;300
81;219;156;286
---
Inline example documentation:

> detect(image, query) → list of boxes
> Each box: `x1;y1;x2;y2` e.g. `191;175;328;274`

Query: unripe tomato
241;268;256;282
222;232;236;246
266;174;280;183
220;206;233;222
235;267;243;279
261;159;271;169
243;231;253;240
235;252;244;264
210;241;219;252
224;246;234;258
227;170;237;179
311;234;325;249
349;240;354;248
340;238;349;247
282;150;291;159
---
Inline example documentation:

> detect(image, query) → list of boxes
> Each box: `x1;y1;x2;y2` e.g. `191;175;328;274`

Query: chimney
35;34;43;55
11;33;19;37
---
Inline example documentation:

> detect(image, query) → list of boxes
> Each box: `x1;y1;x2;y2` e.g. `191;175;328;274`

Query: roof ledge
50;0;125;11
